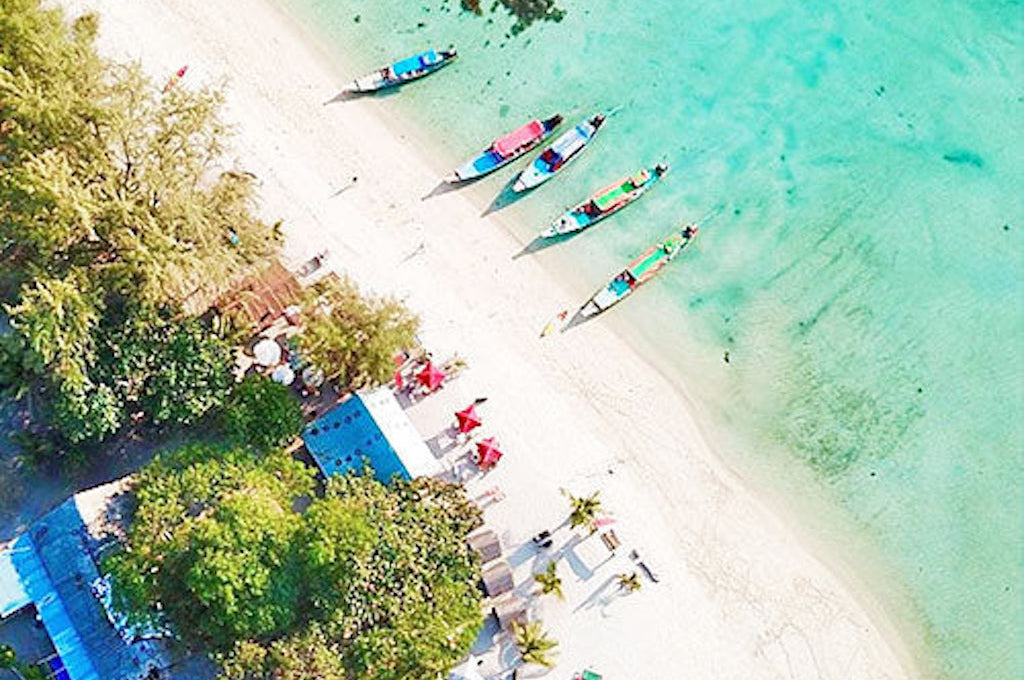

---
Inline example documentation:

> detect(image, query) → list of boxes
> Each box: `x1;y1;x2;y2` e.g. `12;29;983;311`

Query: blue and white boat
512;113;606;193
445;114;564;183
345;47;457;93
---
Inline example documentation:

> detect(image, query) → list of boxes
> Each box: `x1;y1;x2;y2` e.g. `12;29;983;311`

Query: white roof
360;387;442;479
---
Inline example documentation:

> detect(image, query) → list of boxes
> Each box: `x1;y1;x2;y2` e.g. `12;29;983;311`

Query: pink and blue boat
446;114;564;183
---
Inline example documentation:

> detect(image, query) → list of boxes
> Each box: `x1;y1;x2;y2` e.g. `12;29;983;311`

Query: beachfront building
0;481;211;680
302;386;442;482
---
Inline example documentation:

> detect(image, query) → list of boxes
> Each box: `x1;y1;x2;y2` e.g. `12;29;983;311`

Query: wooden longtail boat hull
512;113;607;192
345;48;457;93
446;114;563;183
578;224;699;317
541;163;669;238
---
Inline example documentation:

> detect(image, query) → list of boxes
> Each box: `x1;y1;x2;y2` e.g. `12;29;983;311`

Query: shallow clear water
278;0;1024;676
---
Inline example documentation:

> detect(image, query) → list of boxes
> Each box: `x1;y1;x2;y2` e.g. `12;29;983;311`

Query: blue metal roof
1;495;169;680
302;388;440;483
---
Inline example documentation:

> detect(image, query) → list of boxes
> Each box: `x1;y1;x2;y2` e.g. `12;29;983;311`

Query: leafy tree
511;620;558;668
136;321;232;426
218;625;346;680
110;446;485;679
104;444;315;647
0;0;280;449
51;380;123;443
1;4;279;309
534;560;564;600
297;277;419;390
616;571;642;593
4;275;99;389
0;333;35;399
223;374;304;452
564;489;603;533
299;473;483;680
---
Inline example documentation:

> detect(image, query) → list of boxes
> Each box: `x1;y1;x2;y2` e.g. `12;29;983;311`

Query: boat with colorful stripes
512;113;606;192
344;47;457;93
578;224;699;317
446;115;564;183
541;163;668;238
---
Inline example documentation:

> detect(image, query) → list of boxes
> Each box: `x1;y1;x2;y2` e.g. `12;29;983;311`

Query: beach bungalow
301;386;442;482
0;481;212;680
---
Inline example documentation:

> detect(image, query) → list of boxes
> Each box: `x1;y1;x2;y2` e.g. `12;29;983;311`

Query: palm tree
511;620;559;668
616;571;642;593
534;560;564;600
564;489;603;533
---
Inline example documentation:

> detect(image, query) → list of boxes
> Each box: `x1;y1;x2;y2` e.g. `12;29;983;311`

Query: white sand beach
61;0;921;677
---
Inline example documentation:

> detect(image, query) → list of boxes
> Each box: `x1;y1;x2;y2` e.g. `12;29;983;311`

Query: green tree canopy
223;374;304;452
104;444;315;647
0;0;280;451
297;277;419;390
111;444;485;678
298;474;483;680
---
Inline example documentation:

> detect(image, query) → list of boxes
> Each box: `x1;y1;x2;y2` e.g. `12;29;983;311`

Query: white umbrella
253;338;282;366
271;364;295;385
301;365;325;388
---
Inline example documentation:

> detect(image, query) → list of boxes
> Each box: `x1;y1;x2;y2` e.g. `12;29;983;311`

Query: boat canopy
593;181;632;212
550;125;589;157
628;240;676;280
494;120;544;157
393;50;437;77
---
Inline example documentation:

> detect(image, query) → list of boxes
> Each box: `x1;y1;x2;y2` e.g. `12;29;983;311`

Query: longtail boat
512;113;606;192
541;163;669;238
446;115;564;183
578;224;699;317
344;47;457;93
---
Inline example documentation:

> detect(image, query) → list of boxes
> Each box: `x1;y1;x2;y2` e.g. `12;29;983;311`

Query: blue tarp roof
392;50;437;77
302;387;440;483
1;495;168;680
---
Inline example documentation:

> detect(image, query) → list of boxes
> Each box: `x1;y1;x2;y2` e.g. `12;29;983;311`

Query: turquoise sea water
277;1;1023;677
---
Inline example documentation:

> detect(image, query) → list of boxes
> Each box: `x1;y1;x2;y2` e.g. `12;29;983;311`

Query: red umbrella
416;362;446;391
455;404;482;434
475;437;503;469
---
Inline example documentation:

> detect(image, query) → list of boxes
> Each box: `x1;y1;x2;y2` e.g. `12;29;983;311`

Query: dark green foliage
110;445;485;678
297;277;419;390
0;0;279;449
104;444;315;646
218;625;346;680
136;321;233;426
299;474;483;680
223;374;304;452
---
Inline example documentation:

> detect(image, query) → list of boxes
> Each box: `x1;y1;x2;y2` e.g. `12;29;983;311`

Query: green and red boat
541;163;668;238
578;223;699;317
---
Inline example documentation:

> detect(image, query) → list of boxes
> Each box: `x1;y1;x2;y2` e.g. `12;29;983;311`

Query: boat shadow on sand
511;231;576;259
481;176;532;217
323;87;403;105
